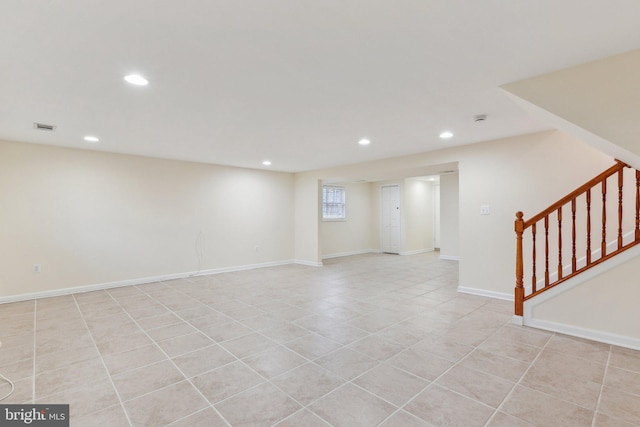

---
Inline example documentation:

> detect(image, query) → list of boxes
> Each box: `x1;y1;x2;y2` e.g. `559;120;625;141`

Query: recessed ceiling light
262;160;272;166
84;136;99;143
358;138;371;146
124;74;149;86
439;131;453;139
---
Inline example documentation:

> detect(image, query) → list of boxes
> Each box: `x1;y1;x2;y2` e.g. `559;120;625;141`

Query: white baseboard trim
191;260;296;277
322;249;376;260
439;255;460;261
457;286;513;301
512;315;524;326
293;259;323;267
399;248;434;256
525;317;640;351
0;273;191;305
323;249;432;258
0;259;300;305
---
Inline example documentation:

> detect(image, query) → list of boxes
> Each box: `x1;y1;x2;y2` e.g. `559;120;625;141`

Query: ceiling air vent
33;122;56;131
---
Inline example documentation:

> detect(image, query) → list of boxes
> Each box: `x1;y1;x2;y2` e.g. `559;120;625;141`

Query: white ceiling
2;1;639;173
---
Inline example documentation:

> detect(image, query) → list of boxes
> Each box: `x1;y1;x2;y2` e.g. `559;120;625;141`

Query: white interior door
381;185;401;254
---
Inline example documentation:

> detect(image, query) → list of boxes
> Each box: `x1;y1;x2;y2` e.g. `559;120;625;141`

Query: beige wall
295;130;615;296
4;128;636;345
439;173;459;259
369;183;382;251
456;133;613;295
320;178;434;257
1;130;619;305
293;174;321;266
320;182;373;257
403;178;434;254
0;140;294;299
502;48;640;170
530;252;640;342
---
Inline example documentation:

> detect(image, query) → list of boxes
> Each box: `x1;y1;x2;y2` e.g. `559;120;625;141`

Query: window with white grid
322;185;346;220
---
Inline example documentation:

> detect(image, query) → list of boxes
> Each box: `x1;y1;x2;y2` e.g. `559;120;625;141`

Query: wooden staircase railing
515;160;640;316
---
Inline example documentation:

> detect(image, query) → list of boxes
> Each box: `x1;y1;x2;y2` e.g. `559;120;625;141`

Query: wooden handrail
523;160;628;228
515;160;640;317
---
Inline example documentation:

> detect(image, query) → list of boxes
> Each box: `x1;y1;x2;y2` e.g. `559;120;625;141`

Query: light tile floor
1;252;639;426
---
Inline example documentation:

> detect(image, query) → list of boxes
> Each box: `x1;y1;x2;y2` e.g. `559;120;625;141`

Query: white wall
502;48;640;170
370;183;382;251
3;131;636;348
3;130;624;331
0;140;295;299
439;173;459;260
320;182;373;257
403;178;434;254
294;130;615;297
530;251;640;346
293;174;321;266
456;133;613;297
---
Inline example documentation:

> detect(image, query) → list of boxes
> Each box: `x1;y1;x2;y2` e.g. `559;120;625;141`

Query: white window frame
322;185;346;221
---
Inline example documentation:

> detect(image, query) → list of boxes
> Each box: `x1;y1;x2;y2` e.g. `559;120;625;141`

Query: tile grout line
103;313;341;381
270;408;332;427
163;407;210;427
148;257;466;425
591;344;612;427
483;330;554;426
180;258;620;424
13;253;628;427
376;317;511;427
163;274;410;426
71;294;135;427
31;299;37;404
321;340;440;413
106;288;234;427
107;344;226;379
269;324;420;422
186;322;338;422
157;276;376;423
493;338;617;414
273;266;478;424
179;337;315;410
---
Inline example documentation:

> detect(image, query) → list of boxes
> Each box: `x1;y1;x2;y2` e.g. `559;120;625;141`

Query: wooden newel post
515;211;525;316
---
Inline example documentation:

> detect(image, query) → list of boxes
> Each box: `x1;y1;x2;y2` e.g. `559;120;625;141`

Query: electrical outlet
33;264;42;273
480;205;490;215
